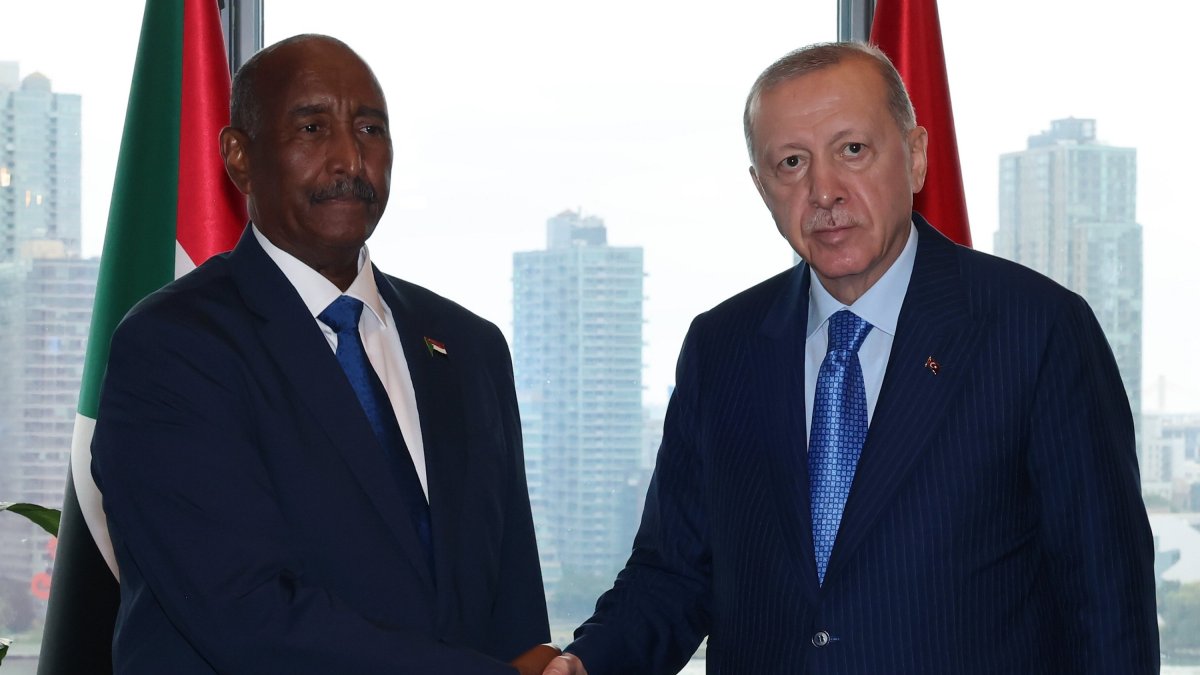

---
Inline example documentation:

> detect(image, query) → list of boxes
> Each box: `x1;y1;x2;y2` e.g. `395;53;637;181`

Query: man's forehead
262;38;376;81
758;63;885;123
283;100;390;123
261;47;386;113
780;59;880;100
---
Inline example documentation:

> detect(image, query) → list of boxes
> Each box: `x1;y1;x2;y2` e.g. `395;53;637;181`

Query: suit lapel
373;270;471;605
824;218;987;583
229;230;434;588
753;265;822;598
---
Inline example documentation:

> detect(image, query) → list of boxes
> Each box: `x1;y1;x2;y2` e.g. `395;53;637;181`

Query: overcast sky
3;0;1197;410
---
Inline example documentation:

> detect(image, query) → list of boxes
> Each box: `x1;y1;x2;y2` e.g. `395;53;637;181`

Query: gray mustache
806;209;859;230
311;177;377;204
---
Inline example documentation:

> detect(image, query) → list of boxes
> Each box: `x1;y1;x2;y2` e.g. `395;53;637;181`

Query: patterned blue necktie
318;296;434;577
809;309;873;585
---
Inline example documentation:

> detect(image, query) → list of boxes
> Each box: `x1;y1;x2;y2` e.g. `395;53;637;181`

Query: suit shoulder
954;245;1083;311
115;252;241;337
380;274;505;339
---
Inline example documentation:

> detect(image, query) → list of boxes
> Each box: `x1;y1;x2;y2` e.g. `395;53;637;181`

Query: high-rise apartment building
513;210;643;620
1;63;82;260
0;64;92;622
994;118;1142;463
0;252;98;595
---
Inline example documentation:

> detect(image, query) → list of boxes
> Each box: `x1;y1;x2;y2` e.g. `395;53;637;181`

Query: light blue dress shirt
804;223;918;439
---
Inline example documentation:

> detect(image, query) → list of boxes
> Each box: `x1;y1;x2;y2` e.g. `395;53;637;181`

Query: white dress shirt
804;223;918;440
252;225;429;499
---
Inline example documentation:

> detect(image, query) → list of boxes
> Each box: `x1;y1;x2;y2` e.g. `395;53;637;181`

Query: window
265;1;832;657
5;1;1198;671
942;1;1200;667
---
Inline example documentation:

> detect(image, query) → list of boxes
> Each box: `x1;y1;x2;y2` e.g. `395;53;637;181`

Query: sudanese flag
40;0;245;671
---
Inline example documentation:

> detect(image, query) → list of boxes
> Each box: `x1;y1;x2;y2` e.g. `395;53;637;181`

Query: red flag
177;0;247;264
870;0;972;247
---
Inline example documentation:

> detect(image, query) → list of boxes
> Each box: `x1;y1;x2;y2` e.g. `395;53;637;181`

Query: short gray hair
742;42;916;159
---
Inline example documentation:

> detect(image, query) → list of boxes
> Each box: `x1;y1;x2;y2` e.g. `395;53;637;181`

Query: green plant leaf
0;636;10;663
0;502;61;536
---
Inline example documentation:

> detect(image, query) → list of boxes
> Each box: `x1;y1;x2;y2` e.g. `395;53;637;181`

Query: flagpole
838;0;876;41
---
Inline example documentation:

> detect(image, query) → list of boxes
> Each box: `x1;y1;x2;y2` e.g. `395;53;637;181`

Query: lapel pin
424;337;448;358
924;356;940;375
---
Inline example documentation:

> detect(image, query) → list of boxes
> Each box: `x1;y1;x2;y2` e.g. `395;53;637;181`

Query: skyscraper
1;63;82;260
0;252;98;596
513;210;644;622
0;64;93;624
994;117;1142;464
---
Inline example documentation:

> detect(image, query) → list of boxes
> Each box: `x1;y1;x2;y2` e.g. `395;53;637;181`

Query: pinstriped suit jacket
568;214;1159;674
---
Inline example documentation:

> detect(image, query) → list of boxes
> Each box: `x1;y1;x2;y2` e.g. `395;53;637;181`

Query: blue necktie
809;309;873;585
318;296;434;577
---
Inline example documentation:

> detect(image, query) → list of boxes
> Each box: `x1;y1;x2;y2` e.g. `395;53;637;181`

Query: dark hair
742;42;916;159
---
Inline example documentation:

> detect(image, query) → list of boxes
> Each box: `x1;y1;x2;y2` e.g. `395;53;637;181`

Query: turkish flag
871;0;972;247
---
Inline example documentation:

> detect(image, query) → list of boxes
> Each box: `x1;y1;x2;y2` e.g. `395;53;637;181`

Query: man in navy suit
545;42;1159;674
92;35;557;673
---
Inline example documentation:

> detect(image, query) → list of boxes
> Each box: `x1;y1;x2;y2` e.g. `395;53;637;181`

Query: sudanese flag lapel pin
424;337;448;358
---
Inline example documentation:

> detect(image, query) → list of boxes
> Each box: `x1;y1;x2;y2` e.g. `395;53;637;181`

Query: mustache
310;177;378;204
805;209;860;231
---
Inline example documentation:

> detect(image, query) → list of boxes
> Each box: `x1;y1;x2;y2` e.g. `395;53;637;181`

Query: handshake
511;645;587;675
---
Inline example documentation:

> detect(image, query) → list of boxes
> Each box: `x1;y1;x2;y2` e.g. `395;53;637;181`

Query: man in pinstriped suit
545;42;1158;674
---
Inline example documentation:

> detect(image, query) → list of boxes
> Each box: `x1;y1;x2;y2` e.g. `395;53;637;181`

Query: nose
327;123;363;176
808;157;845;209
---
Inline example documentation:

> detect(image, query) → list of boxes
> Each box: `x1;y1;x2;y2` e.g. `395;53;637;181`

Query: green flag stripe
77;0;184;418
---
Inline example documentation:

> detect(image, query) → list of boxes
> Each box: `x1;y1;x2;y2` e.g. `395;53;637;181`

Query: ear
749;165;768;203
907;126;929;194
220;127;253;196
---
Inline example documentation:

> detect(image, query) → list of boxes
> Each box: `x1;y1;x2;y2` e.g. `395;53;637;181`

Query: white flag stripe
70;413;119;579
176;239;199;278
71;238;198;582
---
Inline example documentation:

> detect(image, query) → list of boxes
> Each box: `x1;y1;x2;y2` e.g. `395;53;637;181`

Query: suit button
812;630;830;647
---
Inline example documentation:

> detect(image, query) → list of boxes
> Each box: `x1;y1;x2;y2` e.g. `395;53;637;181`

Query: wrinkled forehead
750;59;891;142
256;40;387;121
767;58;886;113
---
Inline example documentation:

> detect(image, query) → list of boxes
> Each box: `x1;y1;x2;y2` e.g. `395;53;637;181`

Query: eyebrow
288;103;330;119
357;105;389;122
287;103;389;123
828;129;858;144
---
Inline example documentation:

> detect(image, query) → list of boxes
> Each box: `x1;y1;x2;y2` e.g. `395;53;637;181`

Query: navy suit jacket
568;215;1158;674
92;228;549;673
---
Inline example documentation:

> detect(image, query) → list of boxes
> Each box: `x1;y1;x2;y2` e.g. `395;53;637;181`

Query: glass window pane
942;2;1200;669
0;2;143;669
265;0;833;659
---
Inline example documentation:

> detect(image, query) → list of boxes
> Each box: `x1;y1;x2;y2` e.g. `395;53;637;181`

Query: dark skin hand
510;644;562;675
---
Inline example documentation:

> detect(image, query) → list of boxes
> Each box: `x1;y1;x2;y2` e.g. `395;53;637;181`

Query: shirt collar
251;224;389;328
806;221;918;338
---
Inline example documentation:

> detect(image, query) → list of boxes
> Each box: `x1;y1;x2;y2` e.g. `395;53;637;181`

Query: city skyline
4;1;1198;412
0;60;97;625
2;2;1200;667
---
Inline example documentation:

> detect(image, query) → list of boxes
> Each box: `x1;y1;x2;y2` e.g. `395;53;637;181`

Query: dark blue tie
318;295;433;577
809;309;873;585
